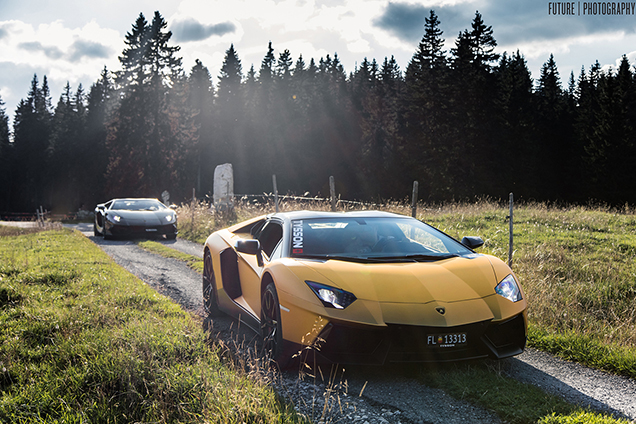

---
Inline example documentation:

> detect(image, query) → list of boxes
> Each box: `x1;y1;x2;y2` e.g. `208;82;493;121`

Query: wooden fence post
272;174;279;213
411;181;419;218
191;188;196;235
329;176;336;212
508;192;514;267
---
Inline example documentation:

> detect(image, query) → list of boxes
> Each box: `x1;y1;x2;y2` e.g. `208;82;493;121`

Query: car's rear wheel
93;222;102;236
202;251;222;317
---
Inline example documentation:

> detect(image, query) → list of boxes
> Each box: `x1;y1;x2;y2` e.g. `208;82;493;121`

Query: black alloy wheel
202;251;222;316
261;282;286;366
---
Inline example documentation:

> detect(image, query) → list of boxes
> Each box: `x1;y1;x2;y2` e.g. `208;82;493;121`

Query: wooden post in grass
191;188;196;235
411;181;419;218
329;176;336;211
272;174;279;213
508;192;514;267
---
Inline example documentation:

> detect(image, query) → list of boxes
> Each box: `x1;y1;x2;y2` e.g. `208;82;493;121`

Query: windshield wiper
294;254;385;263
372;253;460;262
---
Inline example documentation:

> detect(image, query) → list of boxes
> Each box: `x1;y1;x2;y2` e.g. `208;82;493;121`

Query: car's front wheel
202;251;222;317
261;282;289;367
93;222;102;236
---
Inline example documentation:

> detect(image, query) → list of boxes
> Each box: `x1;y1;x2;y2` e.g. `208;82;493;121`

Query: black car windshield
290;217;473;261
111;199;166;211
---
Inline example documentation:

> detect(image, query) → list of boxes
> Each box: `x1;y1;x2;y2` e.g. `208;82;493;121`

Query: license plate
145;228;158;232
427;333;467;348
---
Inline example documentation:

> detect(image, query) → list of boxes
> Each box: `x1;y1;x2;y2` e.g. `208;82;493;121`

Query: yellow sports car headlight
495;274;522;302
306;281;357;309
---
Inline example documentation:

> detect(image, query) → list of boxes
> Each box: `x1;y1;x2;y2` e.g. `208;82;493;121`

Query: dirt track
62;222;636;423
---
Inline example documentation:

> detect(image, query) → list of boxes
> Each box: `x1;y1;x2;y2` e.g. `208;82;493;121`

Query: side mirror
236;239;263;266
236;239;261;255
461;236;484;249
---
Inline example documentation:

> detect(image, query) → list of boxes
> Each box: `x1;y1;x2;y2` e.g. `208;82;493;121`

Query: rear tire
203;250;222;317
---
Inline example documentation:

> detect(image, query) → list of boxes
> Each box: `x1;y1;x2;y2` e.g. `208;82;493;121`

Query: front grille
310;314;527;365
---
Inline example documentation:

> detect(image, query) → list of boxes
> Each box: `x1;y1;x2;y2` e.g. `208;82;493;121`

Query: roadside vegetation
422;201;636;379
136;239;204;274
0;226;306;423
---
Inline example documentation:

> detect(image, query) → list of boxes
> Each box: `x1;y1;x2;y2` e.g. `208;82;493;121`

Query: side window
258;222;283;258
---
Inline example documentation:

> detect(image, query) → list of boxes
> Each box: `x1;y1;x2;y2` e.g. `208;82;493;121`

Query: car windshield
112;199;166;211
290;216;473;261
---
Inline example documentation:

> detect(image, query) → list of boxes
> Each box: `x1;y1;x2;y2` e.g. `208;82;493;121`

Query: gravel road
64;223;636;423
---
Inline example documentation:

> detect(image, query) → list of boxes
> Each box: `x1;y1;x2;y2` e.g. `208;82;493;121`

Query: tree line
1;10;635;215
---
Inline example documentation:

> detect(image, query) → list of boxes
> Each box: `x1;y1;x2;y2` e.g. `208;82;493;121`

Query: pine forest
1;10;635;214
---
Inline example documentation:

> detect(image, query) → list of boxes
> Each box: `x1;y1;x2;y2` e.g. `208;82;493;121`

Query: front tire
93;219;103;236
203;250;222;317
261;282;288;367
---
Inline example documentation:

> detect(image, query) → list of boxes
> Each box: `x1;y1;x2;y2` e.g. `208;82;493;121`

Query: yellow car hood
296;255;500;326
301;255;497;303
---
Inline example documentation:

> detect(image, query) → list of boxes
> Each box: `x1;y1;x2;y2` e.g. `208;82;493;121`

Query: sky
2;0;636;125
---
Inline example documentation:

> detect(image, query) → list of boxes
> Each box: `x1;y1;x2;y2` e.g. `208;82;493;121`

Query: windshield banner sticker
292;220;303;254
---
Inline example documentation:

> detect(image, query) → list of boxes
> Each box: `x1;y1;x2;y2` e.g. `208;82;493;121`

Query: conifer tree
403;10;457;200
0;96;11;211
535;54;575;199
83;67;112;207
356;56;403;198
188;59;215;194
11;75;53;211
448;11;500;197
49;82;88;212
107;11;191;199
494;51;536;196
578;57;636;202
216;44;246;187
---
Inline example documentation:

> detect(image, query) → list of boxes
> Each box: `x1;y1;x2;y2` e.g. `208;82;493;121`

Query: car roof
109;198;160;202
269;210;412;222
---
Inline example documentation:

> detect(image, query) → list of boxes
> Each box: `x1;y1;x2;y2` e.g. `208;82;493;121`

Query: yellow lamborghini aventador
202;211;527;366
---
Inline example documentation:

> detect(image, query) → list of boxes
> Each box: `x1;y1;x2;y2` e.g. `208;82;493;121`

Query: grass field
0;226;306;423
422;202;636;379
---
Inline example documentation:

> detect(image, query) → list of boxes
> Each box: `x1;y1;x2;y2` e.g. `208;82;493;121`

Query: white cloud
0;19;121;69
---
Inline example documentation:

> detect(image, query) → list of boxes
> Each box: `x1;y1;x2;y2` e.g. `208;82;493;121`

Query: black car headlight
107;214;122;223
306;281;357;309
165;214;175;223
495;274;522;302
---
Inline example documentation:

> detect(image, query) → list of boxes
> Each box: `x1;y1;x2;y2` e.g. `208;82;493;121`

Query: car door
236;219;284;319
